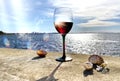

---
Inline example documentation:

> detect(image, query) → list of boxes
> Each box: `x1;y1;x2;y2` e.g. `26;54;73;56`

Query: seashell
37;50;47;57
83;62;93;70
88;55;104;65
96;65;103;72
100;61;107;68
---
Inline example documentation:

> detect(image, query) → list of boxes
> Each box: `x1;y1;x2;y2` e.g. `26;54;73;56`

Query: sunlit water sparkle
3;36;10;47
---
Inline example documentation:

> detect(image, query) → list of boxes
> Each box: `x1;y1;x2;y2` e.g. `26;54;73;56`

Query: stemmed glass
54;7;73;62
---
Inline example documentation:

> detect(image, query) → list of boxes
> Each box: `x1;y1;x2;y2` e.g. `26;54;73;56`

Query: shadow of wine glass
36;76;58;81
36;62;63;81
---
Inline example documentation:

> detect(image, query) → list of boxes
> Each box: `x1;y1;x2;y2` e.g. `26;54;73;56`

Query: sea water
0;33;120;56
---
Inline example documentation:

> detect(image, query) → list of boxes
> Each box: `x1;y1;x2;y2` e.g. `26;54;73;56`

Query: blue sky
0;0;120;33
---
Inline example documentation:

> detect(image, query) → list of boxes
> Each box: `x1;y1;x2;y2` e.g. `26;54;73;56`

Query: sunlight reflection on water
43;33;50;42
66;33;120;56
3;36;10;48
66;34;96;54
67;33;94;42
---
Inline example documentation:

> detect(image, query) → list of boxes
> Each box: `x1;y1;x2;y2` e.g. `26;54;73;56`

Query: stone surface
0;48;120;81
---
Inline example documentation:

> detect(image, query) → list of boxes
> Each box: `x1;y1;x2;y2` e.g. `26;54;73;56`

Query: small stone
101;68;110;74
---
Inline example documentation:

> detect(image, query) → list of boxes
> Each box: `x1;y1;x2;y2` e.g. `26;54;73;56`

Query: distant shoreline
1;32;120;35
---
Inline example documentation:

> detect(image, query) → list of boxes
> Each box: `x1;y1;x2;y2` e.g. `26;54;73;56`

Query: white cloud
49;0;120;27
50;0;106;9
79;19;120;27
77;4;120;20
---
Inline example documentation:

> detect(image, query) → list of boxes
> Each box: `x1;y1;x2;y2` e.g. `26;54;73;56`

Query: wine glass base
56;57;72;62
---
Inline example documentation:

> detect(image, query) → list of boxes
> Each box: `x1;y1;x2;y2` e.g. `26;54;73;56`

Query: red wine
54;22;73;35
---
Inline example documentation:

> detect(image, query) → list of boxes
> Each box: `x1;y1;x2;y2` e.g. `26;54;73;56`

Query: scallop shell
88;55;104;65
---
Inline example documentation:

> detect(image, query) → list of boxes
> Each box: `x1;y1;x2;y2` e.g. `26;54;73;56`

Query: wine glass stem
62;35;66;59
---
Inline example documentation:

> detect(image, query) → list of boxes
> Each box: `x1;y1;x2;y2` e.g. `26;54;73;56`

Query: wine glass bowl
54;7;73;62
54;22;73;35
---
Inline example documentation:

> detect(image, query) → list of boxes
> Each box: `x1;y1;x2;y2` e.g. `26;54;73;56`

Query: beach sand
0;48;120;81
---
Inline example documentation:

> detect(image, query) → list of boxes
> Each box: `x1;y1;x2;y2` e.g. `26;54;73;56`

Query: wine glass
54;7;73;62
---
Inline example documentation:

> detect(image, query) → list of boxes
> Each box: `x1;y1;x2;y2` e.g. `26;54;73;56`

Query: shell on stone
88;55;104;65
